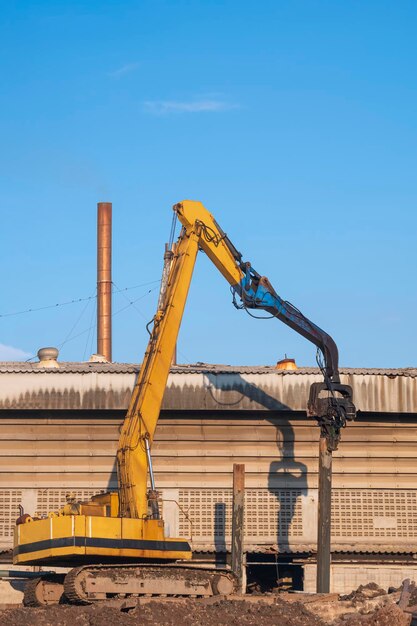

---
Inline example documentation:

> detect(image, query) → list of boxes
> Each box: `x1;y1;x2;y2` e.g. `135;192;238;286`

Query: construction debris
0;580;417;626
281;580;416;624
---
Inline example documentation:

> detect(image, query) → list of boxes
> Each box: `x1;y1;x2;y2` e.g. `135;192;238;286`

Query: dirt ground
0;598;325;626
0;595;412;626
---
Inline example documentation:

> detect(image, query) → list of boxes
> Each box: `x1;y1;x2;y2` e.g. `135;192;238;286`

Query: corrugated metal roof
0;361;416;412
1;361;416;377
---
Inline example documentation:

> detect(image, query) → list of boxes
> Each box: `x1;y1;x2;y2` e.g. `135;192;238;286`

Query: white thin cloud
144;99;239;114
109;62;140;78
0;343;32;361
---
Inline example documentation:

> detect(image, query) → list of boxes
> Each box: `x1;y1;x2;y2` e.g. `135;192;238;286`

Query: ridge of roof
0;362;416;377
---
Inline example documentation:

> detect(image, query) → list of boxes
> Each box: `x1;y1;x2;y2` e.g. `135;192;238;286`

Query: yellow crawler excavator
14;200;355;605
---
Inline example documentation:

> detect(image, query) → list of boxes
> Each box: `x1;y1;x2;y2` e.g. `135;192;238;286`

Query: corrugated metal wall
1;411;417;553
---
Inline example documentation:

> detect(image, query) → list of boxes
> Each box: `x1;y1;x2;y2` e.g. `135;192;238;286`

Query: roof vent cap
88;353;109;363
37;347;59;369
276;356;297;371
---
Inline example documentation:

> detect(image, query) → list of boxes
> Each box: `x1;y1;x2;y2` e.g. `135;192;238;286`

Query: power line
57;284;160;350
61;294;94;348
83;298;97;361
0;280;161;319
112;281;148;321
1;295;96;319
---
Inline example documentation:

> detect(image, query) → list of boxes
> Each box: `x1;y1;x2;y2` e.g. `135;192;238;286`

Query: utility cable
83;299;97;361
0;280;161;319
60;294;94;349
111;281;155;321
88;299;97;358
57;285;160;350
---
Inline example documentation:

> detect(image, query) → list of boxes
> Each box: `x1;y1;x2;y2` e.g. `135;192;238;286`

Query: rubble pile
282;580;416;625
0;580;415;626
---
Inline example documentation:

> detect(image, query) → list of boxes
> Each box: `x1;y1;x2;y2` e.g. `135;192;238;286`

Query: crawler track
23;576;65;607
63;563;238;604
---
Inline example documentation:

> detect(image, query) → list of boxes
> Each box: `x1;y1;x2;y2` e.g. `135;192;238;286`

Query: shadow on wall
107;458;118;492
205;373;308;556
214;502;226;564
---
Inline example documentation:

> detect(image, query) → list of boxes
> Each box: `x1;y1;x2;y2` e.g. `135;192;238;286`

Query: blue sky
1;0;416;367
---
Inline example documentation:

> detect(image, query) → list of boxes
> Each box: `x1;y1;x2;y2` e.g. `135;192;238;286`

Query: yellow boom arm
117;201;245;518
117;199;355;518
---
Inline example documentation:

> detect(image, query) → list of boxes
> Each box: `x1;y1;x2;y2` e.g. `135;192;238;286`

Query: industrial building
1;355;416;592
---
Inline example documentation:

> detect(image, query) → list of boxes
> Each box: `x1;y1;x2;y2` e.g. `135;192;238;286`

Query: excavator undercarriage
24;565;238;606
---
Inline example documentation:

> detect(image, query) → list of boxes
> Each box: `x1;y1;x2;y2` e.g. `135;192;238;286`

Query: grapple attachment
307;382;356;451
